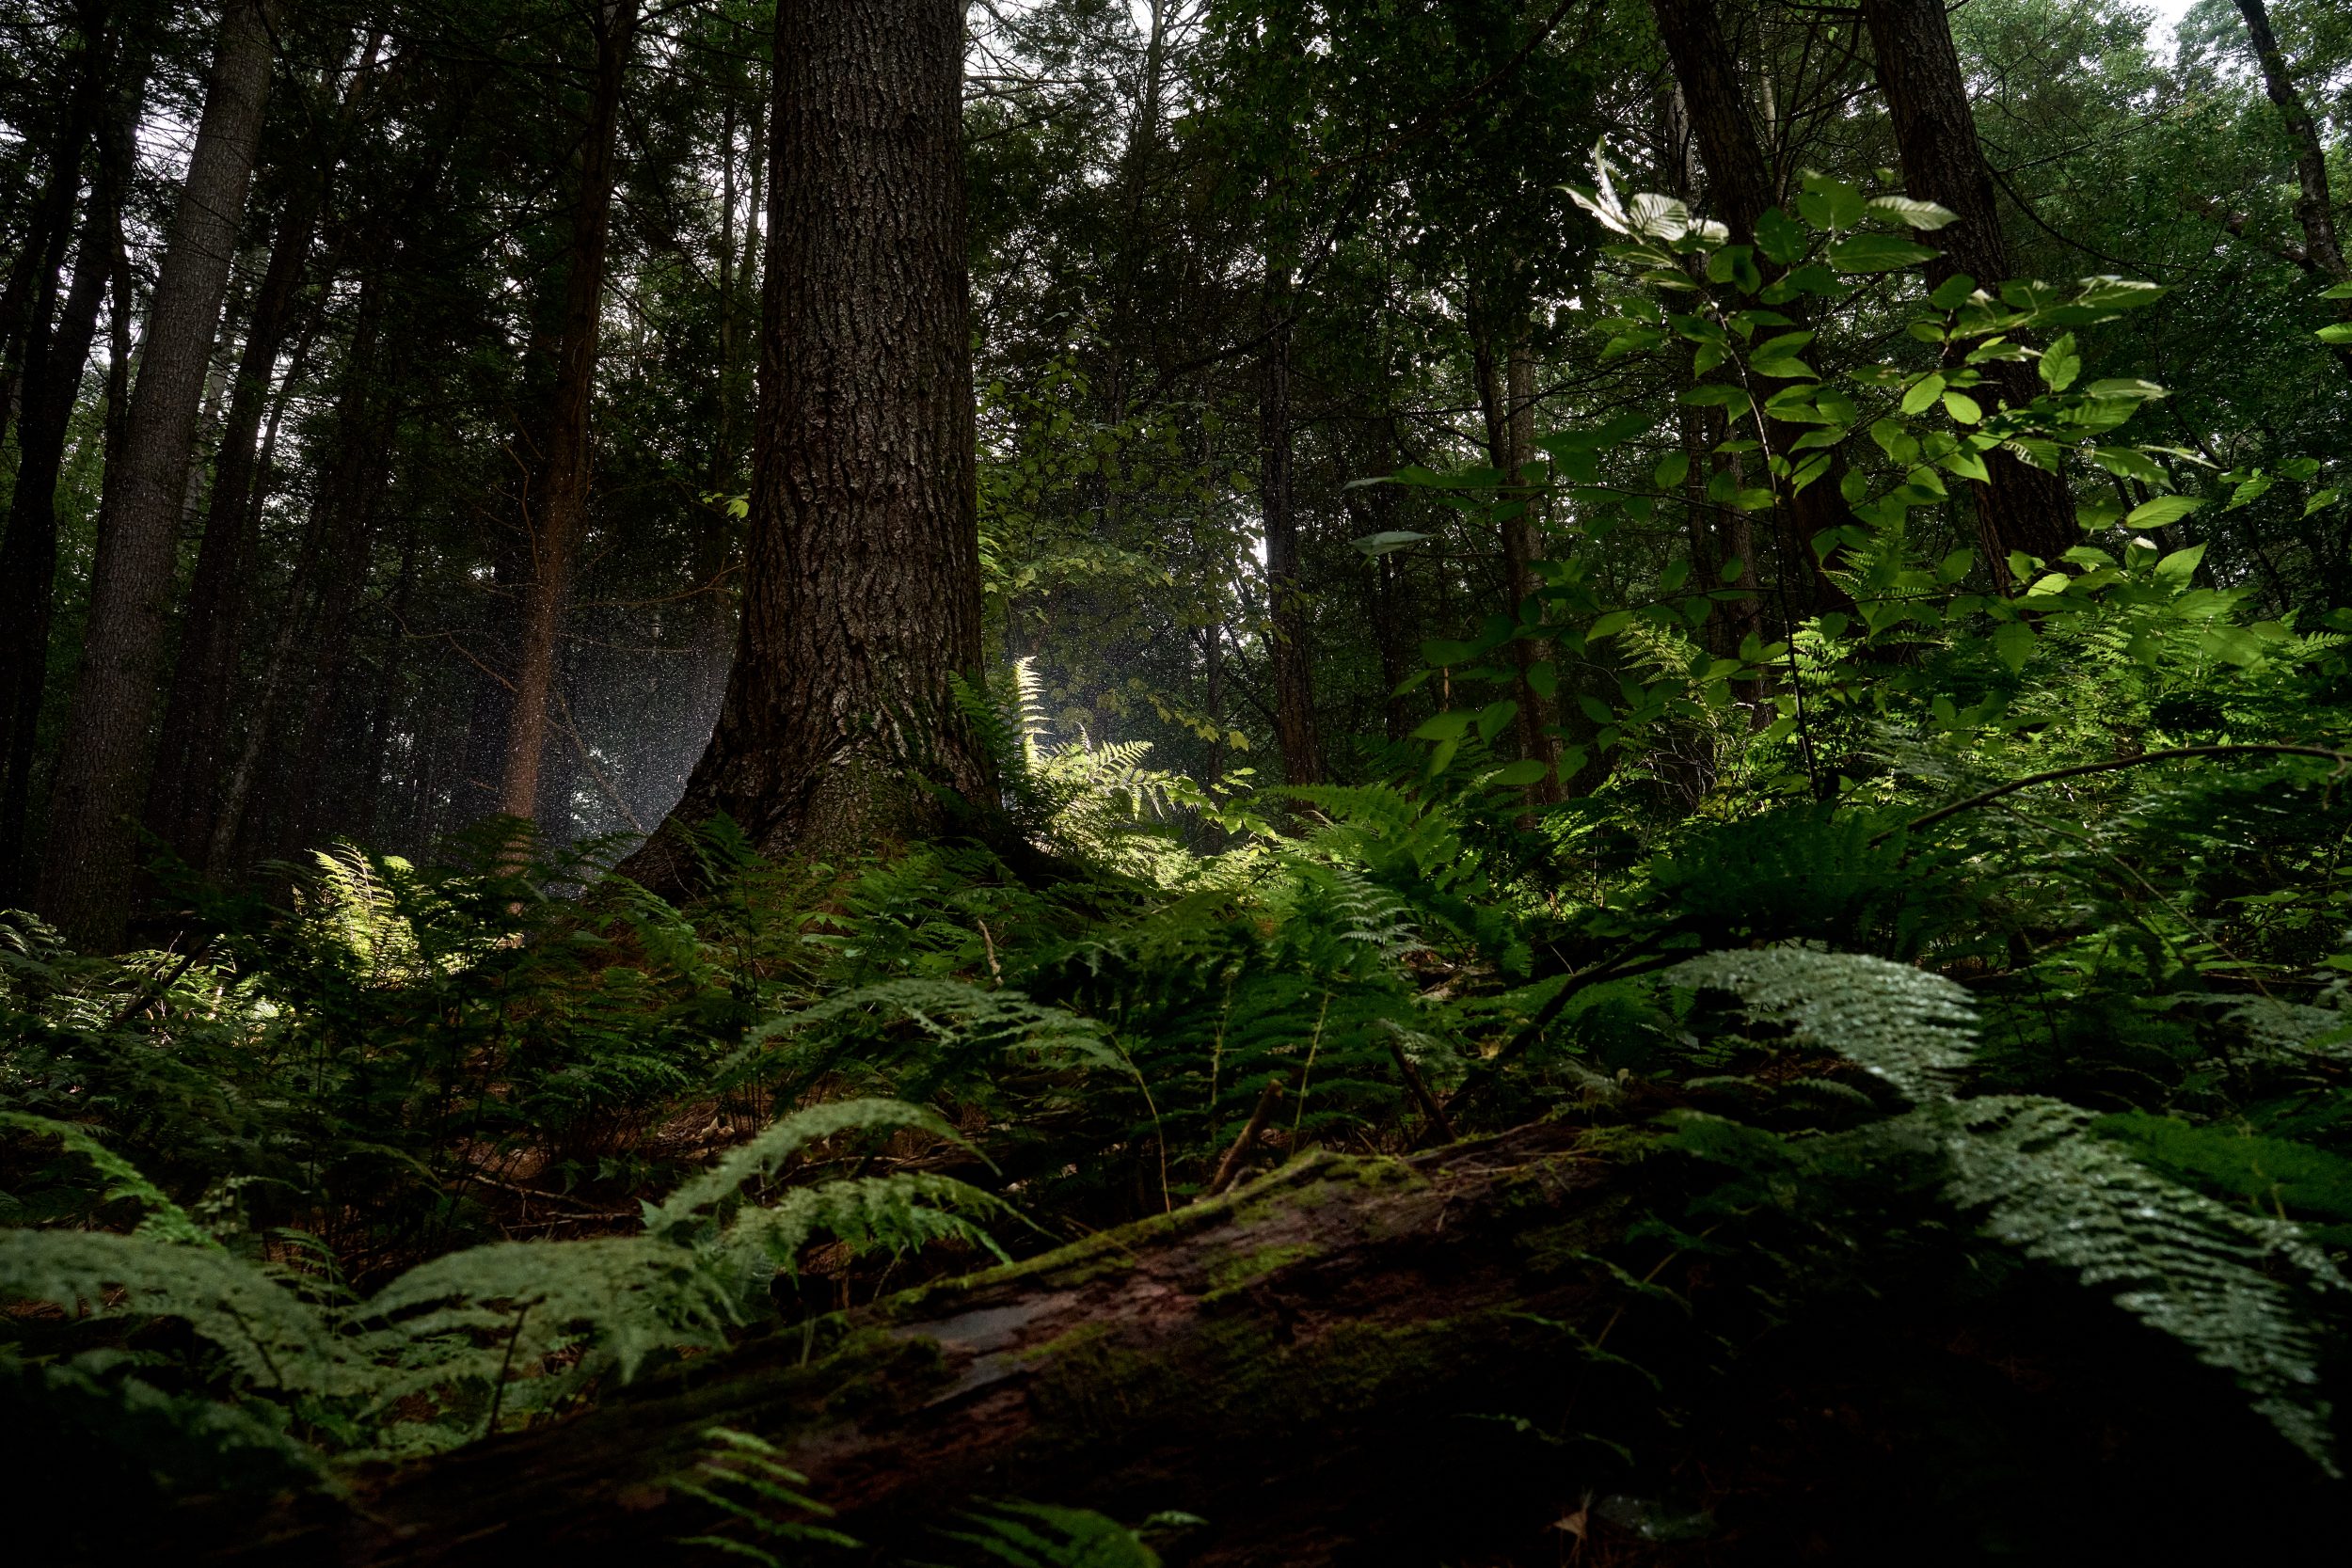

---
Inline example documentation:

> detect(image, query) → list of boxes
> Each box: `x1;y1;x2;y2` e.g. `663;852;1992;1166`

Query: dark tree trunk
0;0;125;901
499;0;637;827
2229;0;2352;370
620;0;991;895
38;0;280;949
1646;0;1858;625
1261;260;1322;786
1860;0;2077;568
149;37;383;866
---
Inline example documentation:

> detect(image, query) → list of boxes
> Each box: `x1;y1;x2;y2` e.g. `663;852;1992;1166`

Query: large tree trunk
497;0;637;829
1859;0;2077;568
2230;0;2352;372
1260;258;1323;787
36;0;280;949
620;0;990;895
208;1125;1628;1564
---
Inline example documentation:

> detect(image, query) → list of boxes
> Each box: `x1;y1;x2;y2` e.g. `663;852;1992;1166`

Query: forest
4;0;2352;1559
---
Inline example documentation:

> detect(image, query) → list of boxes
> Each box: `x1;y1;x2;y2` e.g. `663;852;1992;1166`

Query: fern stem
1883;744;2352;844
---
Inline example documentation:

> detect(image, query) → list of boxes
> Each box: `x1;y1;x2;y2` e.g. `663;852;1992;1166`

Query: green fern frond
1668;946;1976;1102
1942;1095;2343;1473
654;1097;962;1227
720;1172;1013;1287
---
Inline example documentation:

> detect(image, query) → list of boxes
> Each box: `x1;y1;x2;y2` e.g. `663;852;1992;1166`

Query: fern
1942;1095;2343;1471
1668;947;1975;1103
672;1426;859;1562
1676;944;2347;1470
0;1099;1006;1454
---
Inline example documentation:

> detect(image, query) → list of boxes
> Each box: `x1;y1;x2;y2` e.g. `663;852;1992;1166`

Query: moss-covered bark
214;1123;1629;1564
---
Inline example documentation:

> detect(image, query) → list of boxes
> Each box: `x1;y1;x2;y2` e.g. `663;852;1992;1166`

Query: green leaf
2305;488;2342;517
1755;206;1808;264
1488;758;1549;787
2038;332;2080;391
1866;195;1960;230
1796;174;1867;232
1901;373;1947;416
1350;531;1429;556
1942;391;1983;424
1654;451;1691;488
2127;495;2201;530
2322;281;2352;299
1681;384;1748;407
1475;700;1519;744
1993;619;2036;672
1412;711;1472;742
2317;325;2352;344
1526;660;1558;699
1828;233;1939;272
2153;543;2206;581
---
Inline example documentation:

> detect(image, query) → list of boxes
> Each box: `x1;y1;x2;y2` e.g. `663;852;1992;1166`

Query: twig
1203;1074;1289;1199
1878;744;2352;846
101;942;214;1034
1385;1028;1457;1144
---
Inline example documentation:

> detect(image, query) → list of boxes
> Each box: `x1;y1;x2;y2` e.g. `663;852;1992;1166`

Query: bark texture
37;0;280;948
620;0;989;895
1860;0;2077;567
498;0;637;827
208;1125;1628;1565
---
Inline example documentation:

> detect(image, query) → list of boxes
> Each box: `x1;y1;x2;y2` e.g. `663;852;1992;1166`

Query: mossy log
225;1122;1628;1564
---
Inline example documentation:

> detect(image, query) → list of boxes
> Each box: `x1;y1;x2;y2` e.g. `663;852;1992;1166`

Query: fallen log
226;1121;1626;1565
186;1116;2345;1565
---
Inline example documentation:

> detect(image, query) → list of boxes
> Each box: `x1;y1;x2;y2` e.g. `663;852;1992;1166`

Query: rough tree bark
1261;257;1323;787
498;0;638;829
37;0;281;949
2230;0;2352;372
618;0;991;896
1859;0;2077;567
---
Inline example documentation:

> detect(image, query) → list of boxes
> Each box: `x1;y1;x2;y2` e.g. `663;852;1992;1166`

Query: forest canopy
6;0;2352;1560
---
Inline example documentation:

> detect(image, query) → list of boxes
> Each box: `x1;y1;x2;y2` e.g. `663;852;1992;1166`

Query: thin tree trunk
2230;0;2352;370
0;0;125;900
1859;0;2078;567
619;0;992;895
1501;330;1563;803
38;0;280;949
1647;0;1858;624
1261;259;1321;786
150;34;383;864
498;1;638;830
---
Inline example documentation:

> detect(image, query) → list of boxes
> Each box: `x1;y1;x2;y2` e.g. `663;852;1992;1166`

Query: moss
1201;1242;1321;1303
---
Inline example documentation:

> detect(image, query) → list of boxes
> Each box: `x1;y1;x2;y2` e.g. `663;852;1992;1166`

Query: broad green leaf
1488;758;1549;787
2317;325;2352;344
2304;488;2341;517
1351;531;1428;556
2127;495;2201;530
2038;332;2080;391
1901;373;1947;416
2153;543;2206;581
1796;174;1867;231
1654;451;1691;488
1475;700;1518;744
1755;206;1808;264
1867;195;1960;230
1943;391;1983;423
1993;619;2036;673
1828;233;1939;272
1413;711;1472;742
